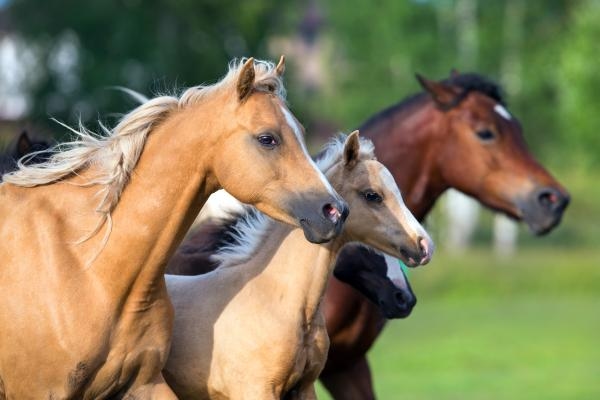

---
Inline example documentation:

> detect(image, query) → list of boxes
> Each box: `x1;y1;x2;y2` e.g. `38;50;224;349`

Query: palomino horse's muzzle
517;186;570;235
296;195;349;244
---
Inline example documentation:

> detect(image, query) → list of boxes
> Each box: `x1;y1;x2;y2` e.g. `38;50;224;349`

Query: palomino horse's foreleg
122;374;178;400
319;356;376;400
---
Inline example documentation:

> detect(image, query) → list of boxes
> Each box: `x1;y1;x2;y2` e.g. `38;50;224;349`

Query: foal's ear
237;57;256;102
415;73;462;110
16;130;33;157
344;130;361;169
275;55;286;77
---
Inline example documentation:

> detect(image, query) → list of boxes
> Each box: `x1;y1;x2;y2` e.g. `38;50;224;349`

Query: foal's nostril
394;291;416;309
394;291;405;304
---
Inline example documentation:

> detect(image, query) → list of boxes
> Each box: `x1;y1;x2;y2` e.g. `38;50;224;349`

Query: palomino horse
167;192;417;319
320;72;570;399
0;57;348;399
163;132;433;399
0;130;50;175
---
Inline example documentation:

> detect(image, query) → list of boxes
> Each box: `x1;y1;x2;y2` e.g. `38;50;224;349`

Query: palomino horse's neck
84;104;220;299
361;96;448;221
235;221;345;324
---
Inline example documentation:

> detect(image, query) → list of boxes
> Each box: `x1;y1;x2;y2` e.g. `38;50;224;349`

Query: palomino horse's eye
257;134;279;148
476;129;496;141
363;191;383;203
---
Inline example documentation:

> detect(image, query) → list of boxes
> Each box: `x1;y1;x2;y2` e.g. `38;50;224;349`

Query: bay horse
0;130;50;175
320;72;570;399
0;57;348;399
162;132;433;400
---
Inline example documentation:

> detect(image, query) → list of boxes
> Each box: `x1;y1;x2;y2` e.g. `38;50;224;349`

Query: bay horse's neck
360;95;448;221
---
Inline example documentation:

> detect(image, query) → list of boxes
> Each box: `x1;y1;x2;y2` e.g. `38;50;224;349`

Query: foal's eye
257;134;278;148
363;191;383;203
476;129;496;141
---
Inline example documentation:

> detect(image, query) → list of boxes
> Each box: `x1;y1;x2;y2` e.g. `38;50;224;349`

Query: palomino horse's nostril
323;203;341;224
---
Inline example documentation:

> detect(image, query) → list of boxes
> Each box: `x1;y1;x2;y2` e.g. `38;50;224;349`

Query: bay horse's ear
16;130;32;157
415;73;462;109
344;130;361;169
237;57;256;102
450;68;460;79
275;55;286;77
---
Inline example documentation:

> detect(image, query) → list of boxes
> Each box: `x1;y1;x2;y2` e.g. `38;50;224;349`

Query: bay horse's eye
257;134;279;148
476;129;496;141
363;191;383;203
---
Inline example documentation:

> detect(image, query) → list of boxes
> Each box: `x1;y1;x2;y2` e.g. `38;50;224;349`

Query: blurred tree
7;0;296;135
557;0;600;167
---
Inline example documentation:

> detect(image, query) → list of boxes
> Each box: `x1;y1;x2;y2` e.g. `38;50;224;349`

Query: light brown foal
163;132;433;399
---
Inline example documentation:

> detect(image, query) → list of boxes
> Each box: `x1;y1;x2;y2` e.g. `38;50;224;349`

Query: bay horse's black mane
445;73;505;105
360;72;505;131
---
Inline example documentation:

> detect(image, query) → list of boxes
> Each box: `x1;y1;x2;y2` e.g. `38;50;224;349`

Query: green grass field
317;247;600;399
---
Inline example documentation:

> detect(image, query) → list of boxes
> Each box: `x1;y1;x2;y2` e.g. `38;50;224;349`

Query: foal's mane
360;72;505;131
211;134;376;267
2;58;285;247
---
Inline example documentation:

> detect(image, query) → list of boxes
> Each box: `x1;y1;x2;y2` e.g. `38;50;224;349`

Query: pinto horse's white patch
383;252;409;290
494;104;512;120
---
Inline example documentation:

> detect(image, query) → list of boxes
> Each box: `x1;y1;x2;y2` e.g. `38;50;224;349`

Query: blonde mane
2;58;286;247
315;133;375;172
212;133;376;267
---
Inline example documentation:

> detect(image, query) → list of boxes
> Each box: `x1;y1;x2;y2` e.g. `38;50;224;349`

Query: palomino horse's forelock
2;58;286;260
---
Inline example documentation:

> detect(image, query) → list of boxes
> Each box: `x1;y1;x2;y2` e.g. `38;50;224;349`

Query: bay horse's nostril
537;187;569;213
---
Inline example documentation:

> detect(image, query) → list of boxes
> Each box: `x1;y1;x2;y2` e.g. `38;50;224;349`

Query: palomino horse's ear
415;73;462;110
275;55;286;77
237;57;256;102
344;130;361;169
16;130;32;157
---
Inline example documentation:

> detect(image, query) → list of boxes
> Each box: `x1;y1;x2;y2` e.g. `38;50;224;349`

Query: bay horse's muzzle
518;186;570;235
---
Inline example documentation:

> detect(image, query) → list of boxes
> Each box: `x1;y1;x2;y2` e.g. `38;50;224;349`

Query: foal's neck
247;221;345;325
362;98;448;221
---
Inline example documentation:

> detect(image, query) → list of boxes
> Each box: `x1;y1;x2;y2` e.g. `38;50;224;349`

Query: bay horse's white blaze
494;104;512;120
382;253;410;290
163;132;433;399
0;57;347;399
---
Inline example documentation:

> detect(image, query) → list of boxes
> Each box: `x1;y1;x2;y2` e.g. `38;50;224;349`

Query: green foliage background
2;0;599;398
